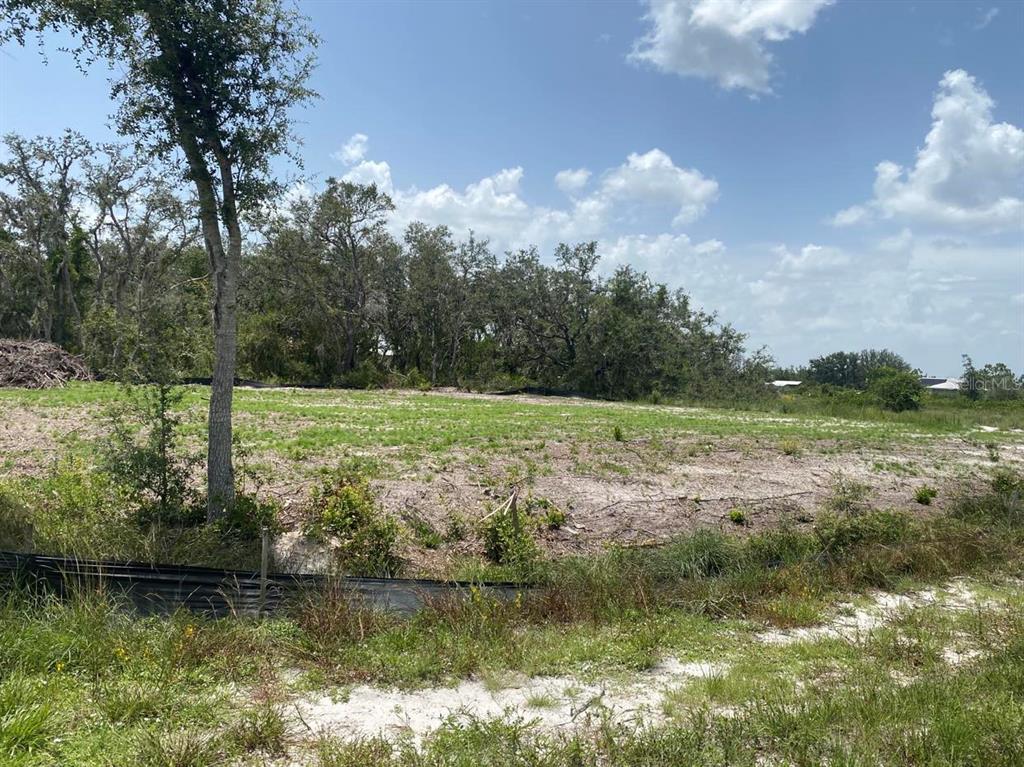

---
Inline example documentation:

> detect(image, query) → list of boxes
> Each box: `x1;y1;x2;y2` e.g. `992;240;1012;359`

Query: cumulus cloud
333;133;369;165
629;0;833;93
554;167;591;194
342;160;394;193
600;149;719;226
834;70;1024;232
731;233;1023;371
339;141;718;253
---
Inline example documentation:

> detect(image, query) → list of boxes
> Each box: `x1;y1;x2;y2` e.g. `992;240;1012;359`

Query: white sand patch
757;578;996;646
293;658;725;741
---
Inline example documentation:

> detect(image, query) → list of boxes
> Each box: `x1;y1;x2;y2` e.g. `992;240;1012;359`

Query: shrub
0;485;33;551
728;508;747;525
526;496;566;530
102;383;202;527
613;425;625;442
824;473;871;515
914;486;938;505
868;367;923;412
815;509;913;558
214;492;281;539
306;471;401;577
952;469;1023;526
779;438;802;456
481;502;540;576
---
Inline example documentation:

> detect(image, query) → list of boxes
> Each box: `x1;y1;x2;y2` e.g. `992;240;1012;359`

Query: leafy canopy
1;0;319;210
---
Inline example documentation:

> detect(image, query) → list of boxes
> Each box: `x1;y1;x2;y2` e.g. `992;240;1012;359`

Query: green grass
2;383;1022;469
2;470;1022;764
2;383;1023;764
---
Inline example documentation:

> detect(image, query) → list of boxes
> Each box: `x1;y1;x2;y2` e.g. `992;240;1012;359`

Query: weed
728;508;747;526
824;473;871;515
0;675;51;758
305;469;401;577
526;496;566;530
133;728;220;767
228;702;287;755
407;515;444;549
986;442;1001;462
480;500;540;576
914;485;938;505
613;424;625;442
779;438;802;456
444;512;470;543
815;509;912;558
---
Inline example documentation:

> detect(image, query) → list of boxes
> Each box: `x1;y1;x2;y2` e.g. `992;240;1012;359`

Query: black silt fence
0;551;526;618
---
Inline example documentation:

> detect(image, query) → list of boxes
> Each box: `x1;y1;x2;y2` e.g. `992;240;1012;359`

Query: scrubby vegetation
1;468;1022;765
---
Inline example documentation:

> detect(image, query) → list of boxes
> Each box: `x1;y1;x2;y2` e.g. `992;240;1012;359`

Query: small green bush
526;496;566;530
728;508;747;526
914;485;938;505
613;425;625;442
214;493;281;539
0;485;33;551
824;473;871;515
306;472;401;577
481;503;539;576
815;509;912;557
779;438;802;457
102;383;202;527
868;367;923;412
952;469;1023;526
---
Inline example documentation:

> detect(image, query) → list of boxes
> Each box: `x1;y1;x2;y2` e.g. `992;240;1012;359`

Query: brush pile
0;339;92;388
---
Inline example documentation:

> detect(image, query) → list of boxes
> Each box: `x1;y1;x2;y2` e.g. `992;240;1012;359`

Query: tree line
0;141;770;401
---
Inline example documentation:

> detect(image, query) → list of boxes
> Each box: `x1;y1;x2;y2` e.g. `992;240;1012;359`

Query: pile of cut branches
0;339;92;388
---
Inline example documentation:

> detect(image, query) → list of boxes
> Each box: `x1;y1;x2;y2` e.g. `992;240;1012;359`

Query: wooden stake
259;527;271;619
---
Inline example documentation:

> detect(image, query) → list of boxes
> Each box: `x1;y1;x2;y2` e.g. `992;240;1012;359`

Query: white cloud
774;243;850;272
975;7;999;30
599;149;719;226
629;0;833;93
835;70;1024;232
554;167;591;194
334;133;369;165
353;144;719;253
342;160;394;194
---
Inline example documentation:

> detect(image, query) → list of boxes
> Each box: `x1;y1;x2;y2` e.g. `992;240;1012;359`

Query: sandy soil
289;578;1011;744
4;391;1022;573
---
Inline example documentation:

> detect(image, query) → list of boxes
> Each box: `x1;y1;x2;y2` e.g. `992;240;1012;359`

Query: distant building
920;377;961;392
770;380;802;388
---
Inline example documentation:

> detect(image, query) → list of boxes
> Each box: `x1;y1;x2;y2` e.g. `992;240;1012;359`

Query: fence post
259;527;271;619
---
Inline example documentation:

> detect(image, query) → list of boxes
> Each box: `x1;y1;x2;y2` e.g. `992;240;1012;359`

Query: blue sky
1;0;1022;374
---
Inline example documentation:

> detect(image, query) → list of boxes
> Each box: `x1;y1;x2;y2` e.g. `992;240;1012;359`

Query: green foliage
214;492;280;539
480;501;540;576
952;469;1023;526
914;485;938;505
227;703;287;756
815;509;913;557
807;348;912;389
306;471;401;577
728;507;747;525
533;498;567;530
0;675;52;759
613;424;625;442
824;473;871;515
869;367;923;412
779;438;802;456
0;485;33;551
102;384;202;527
